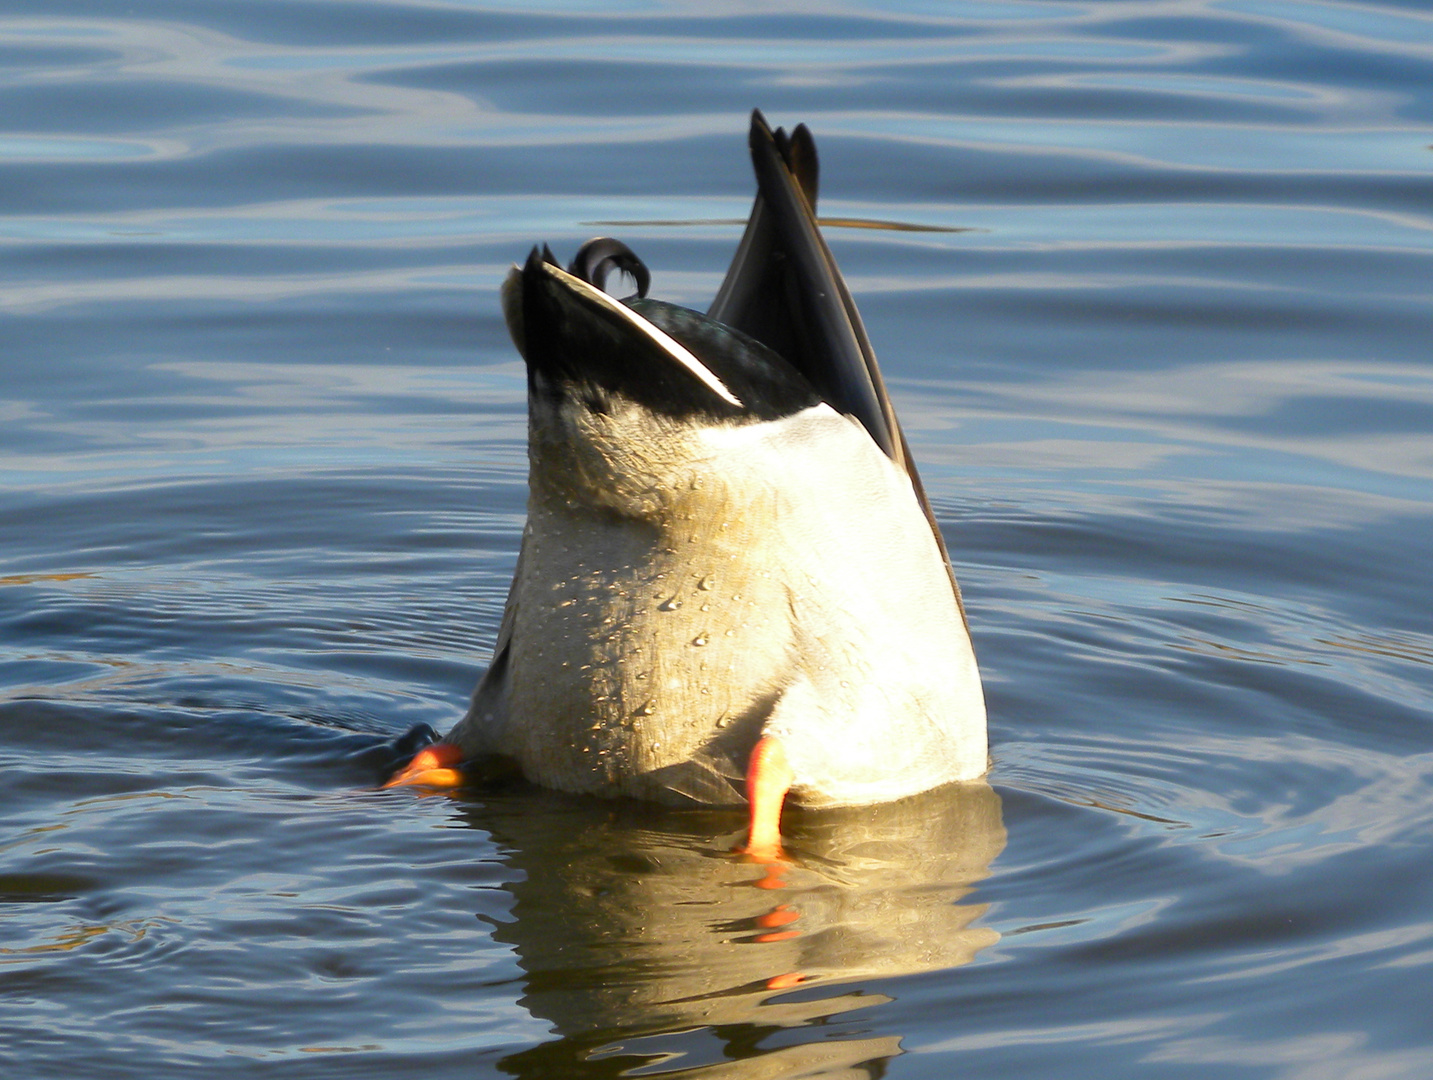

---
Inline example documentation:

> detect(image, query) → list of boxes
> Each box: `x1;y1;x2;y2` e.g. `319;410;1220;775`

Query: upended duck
386;110;987;855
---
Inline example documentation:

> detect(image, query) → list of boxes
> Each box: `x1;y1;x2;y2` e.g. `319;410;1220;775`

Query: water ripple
3;1;1432;1077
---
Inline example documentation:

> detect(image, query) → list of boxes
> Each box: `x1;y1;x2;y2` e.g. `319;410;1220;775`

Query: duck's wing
709;110;969;624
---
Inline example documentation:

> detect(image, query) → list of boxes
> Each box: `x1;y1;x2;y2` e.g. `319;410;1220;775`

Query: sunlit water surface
3;2;1432;1077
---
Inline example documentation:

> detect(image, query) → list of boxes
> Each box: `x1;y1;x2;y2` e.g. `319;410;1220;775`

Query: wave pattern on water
2;1;1431;1078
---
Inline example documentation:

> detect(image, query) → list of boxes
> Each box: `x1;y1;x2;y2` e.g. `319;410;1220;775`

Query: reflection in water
458;783;1004;1077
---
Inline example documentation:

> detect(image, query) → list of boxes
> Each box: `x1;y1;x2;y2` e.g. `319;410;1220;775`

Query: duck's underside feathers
435;110;986;808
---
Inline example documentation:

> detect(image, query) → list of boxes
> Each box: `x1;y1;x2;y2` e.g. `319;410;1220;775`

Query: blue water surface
2;2;1431;1077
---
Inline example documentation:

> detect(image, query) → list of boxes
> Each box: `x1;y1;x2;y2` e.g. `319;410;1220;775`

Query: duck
385;110;987;856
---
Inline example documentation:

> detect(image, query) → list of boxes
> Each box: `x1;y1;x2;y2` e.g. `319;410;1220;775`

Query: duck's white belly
503;495;795;802
467;405;987;805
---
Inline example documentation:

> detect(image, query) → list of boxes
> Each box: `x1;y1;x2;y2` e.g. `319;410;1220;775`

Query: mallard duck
386;111;987;856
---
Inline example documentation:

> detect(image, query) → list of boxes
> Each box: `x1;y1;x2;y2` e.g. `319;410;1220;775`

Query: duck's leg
743;735;793;860
744;736;801;986
383;742;466;789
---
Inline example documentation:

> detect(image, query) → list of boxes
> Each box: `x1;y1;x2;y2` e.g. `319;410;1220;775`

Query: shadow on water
449;782;1005;1078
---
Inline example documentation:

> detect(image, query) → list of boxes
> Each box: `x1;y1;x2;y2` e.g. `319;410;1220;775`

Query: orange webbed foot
738;735;793;862
382;742;467;789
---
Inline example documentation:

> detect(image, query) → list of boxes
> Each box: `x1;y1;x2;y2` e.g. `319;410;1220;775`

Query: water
3;1;1432;1077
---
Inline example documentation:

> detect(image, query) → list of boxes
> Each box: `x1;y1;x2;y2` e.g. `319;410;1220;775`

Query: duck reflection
455;781;1004;1077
